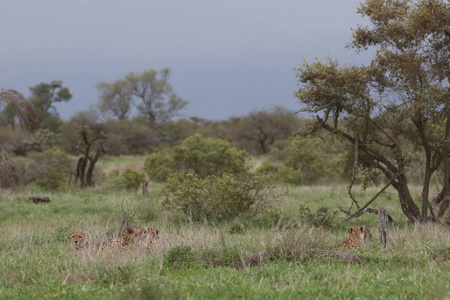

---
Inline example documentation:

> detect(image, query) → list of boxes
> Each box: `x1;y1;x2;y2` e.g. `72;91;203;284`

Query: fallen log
29;196;50;204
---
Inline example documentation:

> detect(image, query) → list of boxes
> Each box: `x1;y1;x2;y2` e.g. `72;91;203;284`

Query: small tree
75;125;107;188
114;168;145;191
28;81;72;130
144;151;176;182
230;107;302;154
174;134;248;178
29;147;72;191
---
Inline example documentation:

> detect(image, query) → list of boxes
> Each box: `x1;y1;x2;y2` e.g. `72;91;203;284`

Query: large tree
231;107;301;154
97;79;133;120
295;0;449;223
126;68;188;126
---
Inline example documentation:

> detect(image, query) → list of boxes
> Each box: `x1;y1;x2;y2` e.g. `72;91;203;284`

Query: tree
295;0;449;223
67;111;107;188
174;134;248;178
28;81;72;130
97;79;133;120
126;68;188;126
231;107;301;154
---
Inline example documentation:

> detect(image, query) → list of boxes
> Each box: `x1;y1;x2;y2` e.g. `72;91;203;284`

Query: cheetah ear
127;227;134;234
361;226;365;231
155;229;159;235
347;227;352;234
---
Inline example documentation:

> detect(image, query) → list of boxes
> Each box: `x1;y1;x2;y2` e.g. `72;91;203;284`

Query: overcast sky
0;0;369;121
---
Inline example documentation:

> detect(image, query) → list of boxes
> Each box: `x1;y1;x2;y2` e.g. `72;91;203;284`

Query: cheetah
69;232;117;252
336;225;365;251
69;232;87;252
122;227;160;247
140;227;160;247
122;227;147;246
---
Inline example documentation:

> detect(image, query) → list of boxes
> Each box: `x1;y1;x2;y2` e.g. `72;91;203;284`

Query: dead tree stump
378;207;389;248
142;180;149;196
29;196;50;204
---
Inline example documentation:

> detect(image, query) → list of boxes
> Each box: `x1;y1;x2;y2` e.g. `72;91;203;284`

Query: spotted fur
336;226;365;250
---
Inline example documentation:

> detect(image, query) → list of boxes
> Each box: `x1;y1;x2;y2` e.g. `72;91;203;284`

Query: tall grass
0;173;449;299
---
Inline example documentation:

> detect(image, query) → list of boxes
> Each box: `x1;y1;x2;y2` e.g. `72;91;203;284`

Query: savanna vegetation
0;0;449;299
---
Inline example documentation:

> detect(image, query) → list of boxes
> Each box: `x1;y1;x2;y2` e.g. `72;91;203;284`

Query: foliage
113;168;145;191
298;205;338;228
230;106;302;154
163;245;197;269
0;150;22;188
35;128;58;150
28;82;72;131
162;173;277;222
97;79;132;120
294;0;450;223
144;151;175;182
28;147;72;191
174;133;248;178
100;119;160;155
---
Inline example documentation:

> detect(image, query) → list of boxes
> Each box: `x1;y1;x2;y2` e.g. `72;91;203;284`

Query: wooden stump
29;196;50;204
378;207;389;248
142;180;149;196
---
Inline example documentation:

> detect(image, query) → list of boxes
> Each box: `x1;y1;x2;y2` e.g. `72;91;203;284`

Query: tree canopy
295;0;450;223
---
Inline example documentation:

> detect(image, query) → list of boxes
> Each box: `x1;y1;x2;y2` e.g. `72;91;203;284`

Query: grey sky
1;0;368;121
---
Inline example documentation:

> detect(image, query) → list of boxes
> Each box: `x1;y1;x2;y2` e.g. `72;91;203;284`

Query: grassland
0;156;449;299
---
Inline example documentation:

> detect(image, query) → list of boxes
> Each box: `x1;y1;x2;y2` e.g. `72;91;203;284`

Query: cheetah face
347;226;365;241
69;232;86;248
140;227;160;245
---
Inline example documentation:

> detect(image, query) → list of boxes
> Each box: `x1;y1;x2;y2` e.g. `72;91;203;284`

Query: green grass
0;168;449;299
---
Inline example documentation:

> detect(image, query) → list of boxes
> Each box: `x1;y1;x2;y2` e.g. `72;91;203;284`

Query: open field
0;157;449;299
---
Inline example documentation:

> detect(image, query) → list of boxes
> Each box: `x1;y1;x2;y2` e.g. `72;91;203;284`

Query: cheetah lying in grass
69;232;116;252
336;226;366;251
70;227;160;251
122;227;160;247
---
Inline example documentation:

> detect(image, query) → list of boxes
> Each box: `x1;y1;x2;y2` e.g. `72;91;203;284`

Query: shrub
162;173;278;222
0;151;22;188
143;151;175;182
163;245;196;269
114;168;145;191
28;147;72;191
298;205;338;228
174;134;248;178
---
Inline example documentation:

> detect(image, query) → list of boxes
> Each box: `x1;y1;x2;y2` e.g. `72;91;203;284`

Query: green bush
174;134;248;178
29;147;72;191
163;245;196;269
114;168;145;191
162;173;277;222
143;151;175;182
298;205;338;228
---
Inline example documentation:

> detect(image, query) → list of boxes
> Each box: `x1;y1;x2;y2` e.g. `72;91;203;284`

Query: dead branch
346;174;400;221
348;133;360;210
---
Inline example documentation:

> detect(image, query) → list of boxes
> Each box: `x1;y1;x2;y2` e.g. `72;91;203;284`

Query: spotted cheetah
69;232;87;252
336;226;365;250
140;227;160;247
122;227;147;246
69;232;118;252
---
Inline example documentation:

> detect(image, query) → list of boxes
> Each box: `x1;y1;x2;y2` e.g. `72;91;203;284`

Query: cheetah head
69;232;86;249
347;226;365;241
